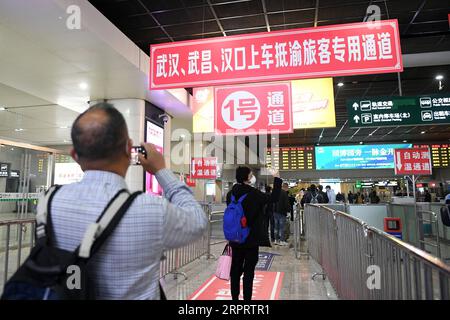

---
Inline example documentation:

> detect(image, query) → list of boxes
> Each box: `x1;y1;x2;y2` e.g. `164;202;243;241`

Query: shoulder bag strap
77;190;142;259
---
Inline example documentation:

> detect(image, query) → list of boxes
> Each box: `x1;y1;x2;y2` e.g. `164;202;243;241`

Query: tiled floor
163;241;338;300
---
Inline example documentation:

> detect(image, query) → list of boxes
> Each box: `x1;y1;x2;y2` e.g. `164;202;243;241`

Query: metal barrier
293;205;308;260
304;204;450;300
418;210;441;259
0;204;221;290
0;218;35;289
389;203;449;261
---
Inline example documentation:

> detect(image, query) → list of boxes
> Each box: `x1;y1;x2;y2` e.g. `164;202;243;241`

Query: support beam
403;0;428;35
206;0;227;36
314;0;320;27
261;0;271;32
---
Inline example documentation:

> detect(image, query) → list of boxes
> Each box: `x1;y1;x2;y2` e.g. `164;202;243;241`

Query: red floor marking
188;271;284;300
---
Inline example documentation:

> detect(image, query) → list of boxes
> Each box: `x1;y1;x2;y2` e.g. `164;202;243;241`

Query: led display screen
145;121;164;196
315;144;412;170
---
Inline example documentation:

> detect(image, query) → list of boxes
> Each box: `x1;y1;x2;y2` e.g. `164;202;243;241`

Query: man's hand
138;143;166;174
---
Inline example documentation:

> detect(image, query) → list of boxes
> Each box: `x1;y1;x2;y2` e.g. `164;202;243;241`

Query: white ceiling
0;0;192;146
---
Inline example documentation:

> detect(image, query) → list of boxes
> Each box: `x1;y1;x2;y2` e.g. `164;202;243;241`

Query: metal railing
304;204;450;300
418;210;441;259
0;218;36;289
389;203;449;261
293;206;308;260
1;204;222;291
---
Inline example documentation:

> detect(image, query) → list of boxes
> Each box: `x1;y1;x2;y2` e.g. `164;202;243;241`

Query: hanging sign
150;20;402;89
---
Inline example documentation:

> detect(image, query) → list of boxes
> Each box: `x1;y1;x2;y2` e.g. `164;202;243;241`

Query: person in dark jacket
274;183;290;246
301;184;324;207
226;166;281;301
424;190;432;202
348;191;355;204
318;185;329;203
264;185;275;242
336;192;345;203
288;192;296;222
369;190;380;204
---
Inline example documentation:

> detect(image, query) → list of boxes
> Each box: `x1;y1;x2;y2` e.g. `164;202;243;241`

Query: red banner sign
186;174;196;187
214;82;292;135
150;20;402;89
394;148;432;175
191;157;217;179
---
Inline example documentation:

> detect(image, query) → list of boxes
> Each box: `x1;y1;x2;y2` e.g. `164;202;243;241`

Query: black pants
269;213;275;241
230;246;259;301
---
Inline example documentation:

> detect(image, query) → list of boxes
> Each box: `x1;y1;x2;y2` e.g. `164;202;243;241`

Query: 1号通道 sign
214;82;292;135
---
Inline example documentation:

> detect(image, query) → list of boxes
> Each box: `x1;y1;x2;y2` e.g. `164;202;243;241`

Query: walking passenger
226;167;281;301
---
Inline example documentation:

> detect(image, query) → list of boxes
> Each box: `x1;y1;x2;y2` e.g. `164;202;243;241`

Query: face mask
249;175;256;186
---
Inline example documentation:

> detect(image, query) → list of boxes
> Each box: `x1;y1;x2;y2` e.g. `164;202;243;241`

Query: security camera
159;113;170;124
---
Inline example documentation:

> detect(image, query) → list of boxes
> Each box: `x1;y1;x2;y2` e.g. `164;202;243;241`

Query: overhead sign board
394;148;432;175
347;94;450;128
150;20;402;89
214;82;293;135
193;78;335;133
315;143;411;170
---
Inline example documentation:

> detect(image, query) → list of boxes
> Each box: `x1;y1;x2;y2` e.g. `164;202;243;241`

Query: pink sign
150;20;402;89
214;82;292;135
394;148;432;175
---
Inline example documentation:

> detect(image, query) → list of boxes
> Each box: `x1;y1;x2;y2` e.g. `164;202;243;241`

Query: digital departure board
415;144;450;168
266;146;315;170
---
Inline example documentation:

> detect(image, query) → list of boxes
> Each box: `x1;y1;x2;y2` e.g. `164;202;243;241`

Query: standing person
18;103;208;300
264;186;275;243
226;167;281;301
296;188;305;204
274;183;290;246
336;192;345;203
348;191;354;204
356;192;364;204
325;185;336;204
370;190;380;204
318;185;329;204
285;189;296;241
288;190;296;221
424;190;432;202
301;184;324;207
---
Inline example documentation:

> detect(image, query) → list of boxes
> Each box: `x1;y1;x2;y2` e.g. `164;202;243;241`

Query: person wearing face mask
226;166;282;301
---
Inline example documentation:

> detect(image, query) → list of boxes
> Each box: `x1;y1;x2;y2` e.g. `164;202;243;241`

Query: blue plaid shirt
46;169;207;300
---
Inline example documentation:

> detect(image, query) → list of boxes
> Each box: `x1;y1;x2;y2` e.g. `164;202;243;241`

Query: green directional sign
347;94;450;128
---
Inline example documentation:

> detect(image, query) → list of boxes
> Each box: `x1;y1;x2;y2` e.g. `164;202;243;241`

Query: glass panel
0;145;28;220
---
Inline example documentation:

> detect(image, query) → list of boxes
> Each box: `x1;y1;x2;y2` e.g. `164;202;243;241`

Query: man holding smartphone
44;102;208;299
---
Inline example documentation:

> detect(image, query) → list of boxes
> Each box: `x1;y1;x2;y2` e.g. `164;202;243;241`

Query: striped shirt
46;169;208;300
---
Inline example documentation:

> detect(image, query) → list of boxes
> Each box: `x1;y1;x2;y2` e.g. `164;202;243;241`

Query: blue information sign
315;144;412;170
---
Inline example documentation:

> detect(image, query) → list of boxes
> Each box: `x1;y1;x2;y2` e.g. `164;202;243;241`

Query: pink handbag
215;244;232;280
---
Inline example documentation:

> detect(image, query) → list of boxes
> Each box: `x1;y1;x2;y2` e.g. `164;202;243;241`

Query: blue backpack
223;194;250;244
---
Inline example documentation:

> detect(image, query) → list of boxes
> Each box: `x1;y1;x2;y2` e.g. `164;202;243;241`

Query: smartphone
130;146;147;165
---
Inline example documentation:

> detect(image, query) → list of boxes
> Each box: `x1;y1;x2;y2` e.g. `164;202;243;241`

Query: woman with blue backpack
224;166;282;301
